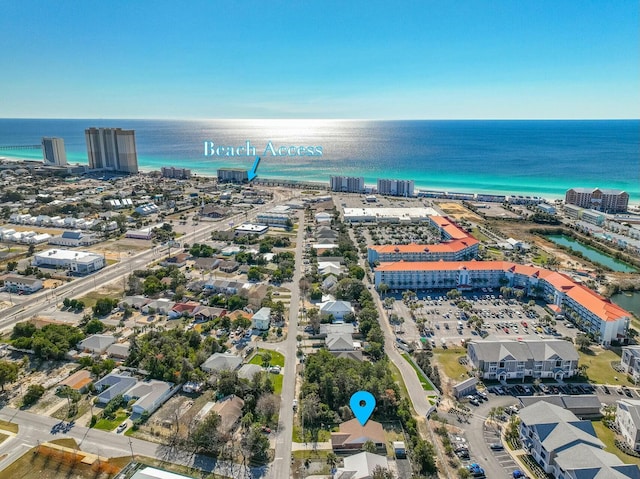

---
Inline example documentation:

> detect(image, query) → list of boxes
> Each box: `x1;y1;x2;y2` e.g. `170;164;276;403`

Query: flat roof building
33;248;105;275
218;168;248;183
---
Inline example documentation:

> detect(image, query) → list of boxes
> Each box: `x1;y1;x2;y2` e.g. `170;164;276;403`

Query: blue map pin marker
350;391;375;426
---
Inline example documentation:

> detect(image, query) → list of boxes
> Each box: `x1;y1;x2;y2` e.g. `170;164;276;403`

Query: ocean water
0;119;637;200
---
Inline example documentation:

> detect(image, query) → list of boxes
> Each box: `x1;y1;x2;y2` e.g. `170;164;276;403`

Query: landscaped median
401;353;437;392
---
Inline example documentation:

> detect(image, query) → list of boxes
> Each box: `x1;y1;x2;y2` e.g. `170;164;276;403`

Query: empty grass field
579;347;633;387
432;347;468;381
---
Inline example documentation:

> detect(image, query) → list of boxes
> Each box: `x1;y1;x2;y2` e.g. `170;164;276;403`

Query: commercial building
376;178;414;197
373;261;630;345
467;339;579;381
161;166;191;179
217;168;248;183
368;216;478;263
85;127;138;174
256;212;291;227
519;401;640;479
616;399;640;452
565;188;629;213
343;207;438;223
33;248;105;275
1;275;43;294
330;175;364;193
41;137;67;166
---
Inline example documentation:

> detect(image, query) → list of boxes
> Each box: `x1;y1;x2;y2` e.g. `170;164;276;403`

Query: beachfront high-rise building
330;175;364;193
161;166;191;179
85;128;138;174
565;188;628;213
218;168;248;183
377;178;414;197
41;137;67;166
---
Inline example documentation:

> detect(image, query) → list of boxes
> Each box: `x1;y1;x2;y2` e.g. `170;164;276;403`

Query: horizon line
1;117;639;122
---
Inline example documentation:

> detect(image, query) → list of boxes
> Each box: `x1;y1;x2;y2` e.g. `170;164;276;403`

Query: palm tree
326;452;339;470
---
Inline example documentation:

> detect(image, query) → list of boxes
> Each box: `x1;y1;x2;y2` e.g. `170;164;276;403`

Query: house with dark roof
201;205;228;218
193;306;226;322
193;257;221;271
467;339;579;381
160;253;189;268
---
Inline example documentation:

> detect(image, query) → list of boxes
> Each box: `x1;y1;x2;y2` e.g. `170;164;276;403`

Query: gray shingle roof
469;339;578;363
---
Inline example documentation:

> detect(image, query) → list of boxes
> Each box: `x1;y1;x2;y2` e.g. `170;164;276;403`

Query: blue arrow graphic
248;156;260;181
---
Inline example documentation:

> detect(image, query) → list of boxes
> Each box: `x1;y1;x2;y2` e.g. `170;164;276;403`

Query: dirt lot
435;201;484;223
86;237;152;256
1;442;129;479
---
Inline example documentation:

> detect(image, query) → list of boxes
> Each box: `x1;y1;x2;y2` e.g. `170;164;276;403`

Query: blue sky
1;0;638;119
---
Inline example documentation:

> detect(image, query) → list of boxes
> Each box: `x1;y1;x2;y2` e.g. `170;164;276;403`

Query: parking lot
385;290;579;350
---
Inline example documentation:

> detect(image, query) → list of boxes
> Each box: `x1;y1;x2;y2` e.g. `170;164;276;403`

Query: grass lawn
271;373;283;395
250;348;285;367
292;425;332;443
401;353;434;391
433;347;469;381
0;420;18;434
388;361;414;414
592;420;640;466
579;347;633;387
78;288;123;309
94;412;128;431
471;227;491;243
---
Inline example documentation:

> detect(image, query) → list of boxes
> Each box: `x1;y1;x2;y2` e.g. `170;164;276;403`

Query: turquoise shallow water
0;119;638;200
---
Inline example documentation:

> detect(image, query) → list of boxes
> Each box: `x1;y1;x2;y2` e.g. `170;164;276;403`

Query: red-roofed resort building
369;216;631;346
374;260;630;346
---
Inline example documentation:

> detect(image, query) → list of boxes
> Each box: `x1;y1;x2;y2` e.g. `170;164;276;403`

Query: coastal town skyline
1;1;638;119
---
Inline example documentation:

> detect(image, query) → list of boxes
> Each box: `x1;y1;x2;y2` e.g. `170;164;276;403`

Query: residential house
315;212;332;224
106;342;131;360
169;301;200;319
201;205;228;218
142;299;175;315
194;257;221;271
119;295;150;310
94;373;138;404
57;370;92;393
518;401;640;479
616;399;640;452
621;346;640;383
331;418;385;451
237;364;263;380
318;323;356;338
319;300;354;321
467;339;579;381
321;274;338;292
193;306;226;322
335;452;389;479
252;307;271;330
124;380;174;416
1;275;43;294
326;333;355;352
201;352;242;373
77;334;117;355
212;395;245;434
318;262;343;276
219;260;239;273
160;253;189;268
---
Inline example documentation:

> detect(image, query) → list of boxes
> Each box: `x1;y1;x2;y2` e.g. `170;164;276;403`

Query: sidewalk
291;441;332;451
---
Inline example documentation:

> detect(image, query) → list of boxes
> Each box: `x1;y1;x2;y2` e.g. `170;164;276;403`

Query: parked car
489;443;504;450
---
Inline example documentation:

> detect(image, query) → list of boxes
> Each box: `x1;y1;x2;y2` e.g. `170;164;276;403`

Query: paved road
0;198;285;334
266;210;305;479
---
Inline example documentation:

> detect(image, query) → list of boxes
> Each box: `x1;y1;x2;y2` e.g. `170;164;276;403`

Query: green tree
0;360;19;391
93;297;116;316
22;384;45;406
247;267;263;281
85;319;105;334
243;425;270;463
413;439;437;475
362;440;377;453
575;333;592;352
